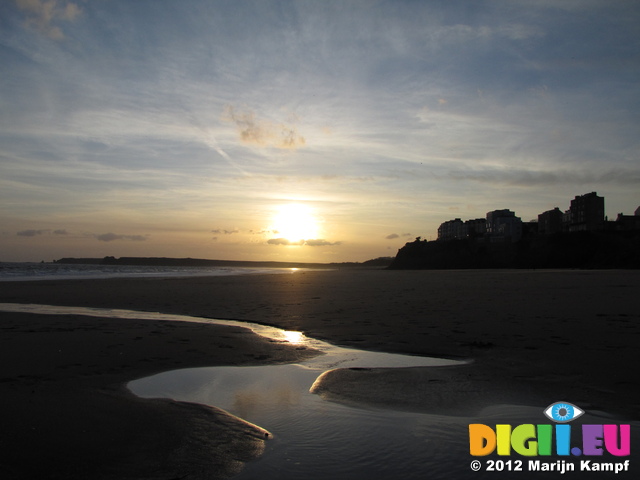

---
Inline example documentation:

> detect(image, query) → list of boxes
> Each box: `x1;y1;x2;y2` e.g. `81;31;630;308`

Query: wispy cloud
267;238;341;247
385;232;413;241
16;0;81;40
223;106;306;149
17;229;49;237
304;239;342;247
442;167;640;187
95;233;147;242
16;228;68;237
267;238;301;246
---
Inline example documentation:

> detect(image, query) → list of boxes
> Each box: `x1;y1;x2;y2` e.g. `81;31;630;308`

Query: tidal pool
2;303;635;479
130;364;636;480
130;362;472;479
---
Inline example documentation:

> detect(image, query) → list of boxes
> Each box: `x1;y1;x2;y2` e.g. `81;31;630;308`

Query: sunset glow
269;204;321;245
1;1;638;262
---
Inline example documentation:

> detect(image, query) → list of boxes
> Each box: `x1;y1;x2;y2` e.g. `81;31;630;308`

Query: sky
1;0;639;263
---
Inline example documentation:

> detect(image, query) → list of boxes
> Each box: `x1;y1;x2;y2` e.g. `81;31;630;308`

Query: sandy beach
1;268;639;478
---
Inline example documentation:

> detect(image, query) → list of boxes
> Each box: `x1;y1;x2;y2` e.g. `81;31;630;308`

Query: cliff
389;231;640;270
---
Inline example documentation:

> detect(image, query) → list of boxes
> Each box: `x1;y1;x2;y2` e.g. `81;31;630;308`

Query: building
465;218;487;238
538;207;563;235
437;217;488;241
437;218;466;241
562;209;572;232
615;212;640;231
431;192;640;249
486;209;523;242
568;192;605;232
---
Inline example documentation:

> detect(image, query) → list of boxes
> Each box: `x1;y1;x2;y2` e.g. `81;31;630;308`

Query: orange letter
469;424;496;456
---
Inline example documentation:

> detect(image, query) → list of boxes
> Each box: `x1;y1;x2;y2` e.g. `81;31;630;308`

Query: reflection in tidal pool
2;304;633;479
126;313;639;479
125;311;474;479
130;364;470;480
130;364;636;480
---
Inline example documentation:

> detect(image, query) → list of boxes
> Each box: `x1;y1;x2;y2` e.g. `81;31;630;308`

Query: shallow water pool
2;303;635;479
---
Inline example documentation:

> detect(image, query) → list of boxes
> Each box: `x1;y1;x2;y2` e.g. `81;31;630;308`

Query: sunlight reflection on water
130;364;474;479
131;365;637;480
2;303;636;479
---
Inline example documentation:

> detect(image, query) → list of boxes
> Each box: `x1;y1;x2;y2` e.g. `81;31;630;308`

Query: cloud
96;233;147;242
304;239;342;247
268;238;301;246
223;106;306;149
443;167;640;187
386;233;412;240
212;229;239;234
496;24;546;41
17;228;69;237
17;229;49;237
267;238;341;246
16;0;82;40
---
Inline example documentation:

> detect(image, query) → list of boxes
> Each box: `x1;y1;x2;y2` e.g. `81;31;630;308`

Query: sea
0;262;302;282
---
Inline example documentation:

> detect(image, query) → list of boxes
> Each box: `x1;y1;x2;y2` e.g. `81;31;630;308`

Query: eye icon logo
544;402;584;423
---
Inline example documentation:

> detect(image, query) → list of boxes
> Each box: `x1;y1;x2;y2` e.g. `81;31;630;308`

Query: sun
270;203;320;243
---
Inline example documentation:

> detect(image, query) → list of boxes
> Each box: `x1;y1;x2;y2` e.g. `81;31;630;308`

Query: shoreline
0;311;319;479
1;269;639;477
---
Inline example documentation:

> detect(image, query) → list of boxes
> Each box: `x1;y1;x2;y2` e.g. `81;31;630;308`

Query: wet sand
0;313;318;479
1;269;639;478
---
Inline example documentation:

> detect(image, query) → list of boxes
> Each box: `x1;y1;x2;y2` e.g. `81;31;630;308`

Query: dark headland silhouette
390;192;640;269
389;230;639;269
